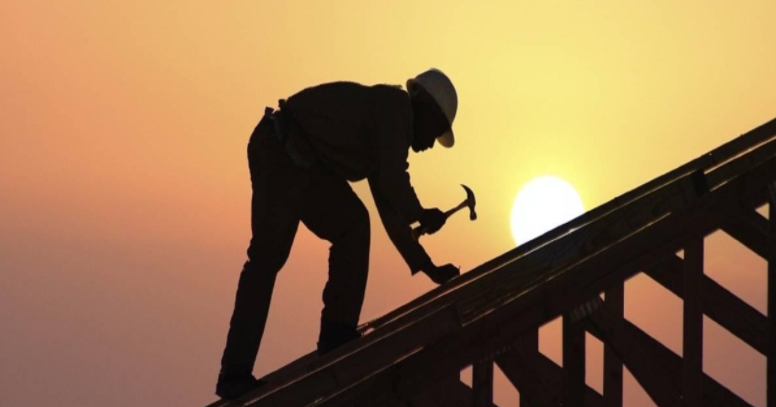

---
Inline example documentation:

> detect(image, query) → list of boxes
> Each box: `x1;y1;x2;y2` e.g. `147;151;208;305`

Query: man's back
283;82;413;181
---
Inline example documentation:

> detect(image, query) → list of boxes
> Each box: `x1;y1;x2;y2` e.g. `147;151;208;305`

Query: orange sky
1;1;775;406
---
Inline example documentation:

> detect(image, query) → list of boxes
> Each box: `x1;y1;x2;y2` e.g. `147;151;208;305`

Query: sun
511;176;585;246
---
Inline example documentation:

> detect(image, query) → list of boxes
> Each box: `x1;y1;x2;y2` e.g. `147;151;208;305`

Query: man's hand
420;208;446;234
420;261;460;285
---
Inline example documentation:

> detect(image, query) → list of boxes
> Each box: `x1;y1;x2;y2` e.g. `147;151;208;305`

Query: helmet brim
406;78;417;93
437;129;455;148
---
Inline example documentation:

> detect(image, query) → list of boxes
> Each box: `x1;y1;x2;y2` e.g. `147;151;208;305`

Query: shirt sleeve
368;177;431;274
368;86;425;224
366;85;430;274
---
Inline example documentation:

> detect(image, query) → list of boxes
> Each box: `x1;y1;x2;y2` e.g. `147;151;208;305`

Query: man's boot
317;319;362;355
215;368;266;400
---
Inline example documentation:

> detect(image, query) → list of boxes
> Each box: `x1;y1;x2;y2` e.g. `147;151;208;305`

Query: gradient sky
1;1;775;406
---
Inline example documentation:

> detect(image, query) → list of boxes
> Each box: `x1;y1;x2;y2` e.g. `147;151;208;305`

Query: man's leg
218;120;303;398
301;173;370;353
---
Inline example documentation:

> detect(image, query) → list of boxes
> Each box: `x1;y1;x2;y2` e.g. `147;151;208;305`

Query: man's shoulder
287;81;367;102
287;81;407;101
284;81;410;126
368;83;409;101
366;84;411;117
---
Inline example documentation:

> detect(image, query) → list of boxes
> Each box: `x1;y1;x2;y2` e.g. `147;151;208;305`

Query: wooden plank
405;371;500;407
452;381;499;407
586;308;683;407
645;254;769;355
683;238;704;406
496;347;558;407
722;208;770;259
563;315;586;407
534;352;605;407
768;181;776;407
496;347;605;407
472;360;494;407
587;313;752;407
603;283;623;407
238;305;453;407
707;131;776;189
375;377;500;407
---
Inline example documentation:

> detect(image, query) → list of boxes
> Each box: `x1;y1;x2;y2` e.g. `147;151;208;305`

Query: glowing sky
1;2;775;406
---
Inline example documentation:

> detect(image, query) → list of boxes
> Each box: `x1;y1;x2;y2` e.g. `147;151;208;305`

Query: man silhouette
217;68;461;399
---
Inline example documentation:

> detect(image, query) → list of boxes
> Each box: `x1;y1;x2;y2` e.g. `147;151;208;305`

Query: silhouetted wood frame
603;283;624;407
204;118;776;407
768;181;776;407
472;360;494;406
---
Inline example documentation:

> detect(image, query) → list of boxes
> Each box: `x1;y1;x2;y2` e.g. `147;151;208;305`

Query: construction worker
216;68;461;400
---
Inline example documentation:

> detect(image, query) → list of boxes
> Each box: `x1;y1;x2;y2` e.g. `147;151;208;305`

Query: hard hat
407;68;458;148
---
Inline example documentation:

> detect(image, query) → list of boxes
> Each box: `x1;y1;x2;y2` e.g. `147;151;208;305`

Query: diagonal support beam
401;371;500;407
495;346;559;407
722;207;770;260
587;305;752;407
586;308;683;407
496;346;605;407
645;254;769;355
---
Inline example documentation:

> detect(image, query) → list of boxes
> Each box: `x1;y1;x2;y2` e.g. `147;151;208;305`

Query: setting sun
510;176;585;246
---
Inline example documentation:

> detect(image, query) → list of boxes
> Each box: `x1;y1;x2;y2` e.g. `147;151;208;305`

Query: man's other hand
420;208;446;234
420;262;460;285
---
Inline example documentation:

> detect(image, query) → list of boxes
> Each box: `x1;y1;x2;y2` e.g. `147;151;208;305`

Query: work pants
220;116;370;374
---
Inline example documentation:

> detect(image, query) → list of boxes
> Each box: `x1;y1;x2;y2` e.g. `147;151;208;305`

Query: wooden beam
707;128;776;188
587;310;752;407
767;181;776;407
586;308;683;407
645;254;769;355
603;283;624;407
496;347;558;407
722;208;770;260
683;238;704;406
472;360;494;407
496;347;606;407
405;372;499;407
563;315;586;407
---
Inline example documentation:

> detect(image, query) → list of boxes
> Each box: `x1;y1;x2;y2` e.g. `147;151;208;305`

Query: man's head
407;69;458;152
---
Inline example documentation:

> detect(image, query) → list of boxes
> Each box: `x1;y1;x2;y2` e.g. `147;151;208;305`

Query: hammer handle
412;199;468;239
444;201;468;218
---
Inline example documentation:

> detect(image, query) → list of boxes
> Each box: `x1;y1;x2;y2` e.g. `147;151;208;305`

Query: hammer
412;184;477;240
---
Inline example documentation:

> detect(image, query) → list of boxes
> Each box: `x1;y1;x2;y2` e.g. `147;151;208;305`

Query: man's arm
368;85;425;224
368;177;431;274
365;85;428;274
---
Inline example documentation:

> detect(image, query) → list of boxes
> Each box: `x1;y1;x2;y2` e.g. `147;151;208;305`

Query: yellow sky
1;1;774;406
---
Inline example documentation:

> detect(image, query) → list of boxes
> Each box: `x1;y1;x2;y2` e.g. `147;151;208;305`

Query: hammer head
461;184;477;220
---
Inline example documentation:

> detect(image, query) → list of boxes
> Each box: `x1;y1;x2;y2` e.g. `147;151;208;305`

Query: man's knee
344;201;370;241
244;248;290;276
